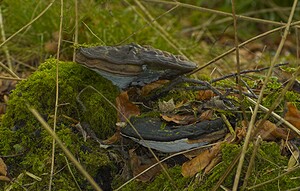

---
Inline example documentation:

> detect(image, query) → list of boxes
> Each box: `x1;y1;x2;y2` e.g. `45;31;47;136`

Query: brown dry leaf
129;149;166;182
115;91;140;122
102;131;120;144
181;143;221;177
199;110;213;121
197;90;215;101
161;114;197;125
141;80;169;96
285;102;300;130
257;120;294;140
0;158;7;176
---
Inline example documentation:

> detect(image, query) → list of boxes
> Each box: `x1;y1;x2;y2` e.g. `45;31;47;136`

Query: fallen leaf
161;114;197;125
197;90;215;101
181;143;221;177
199;110;213;121
257;120;294;140
0;158;7;176
158;98;175;113
115;91;140;122
141;80;169;96
284;102;300;130
102;131;120;144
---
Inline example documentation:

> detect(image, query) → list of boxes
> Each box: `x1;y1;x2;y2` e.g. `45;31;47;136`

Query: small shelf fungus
76;43;197;89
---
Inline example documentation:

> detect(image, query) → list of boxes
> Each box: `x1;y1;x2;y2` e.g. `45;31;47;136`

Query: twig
231;0;248;123
124;0;187;59
187;20;300;76
144;0;286;26
28;107;103;191
64;156;82;191
210;63;288;83
233;1;298;190
120;0;177;46
81;21;105;44
0;76;23;81
246;97;300;136
0;61;19;79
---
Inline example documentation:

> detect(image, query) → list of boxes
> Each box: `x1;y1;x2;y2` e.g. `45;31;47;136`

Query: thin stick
0;61;19;79
210;63;288;83
73;0;78;62
231;0;248;123
0;7;12;70
246;97;300;136
0;0;55;48
81;22;105;44
188;20;300;76
120;0;177;46
0;76;23;81
64;156;82;191
49;0;63;190
144;0;286;26
28;107;103;191
233;1;298;190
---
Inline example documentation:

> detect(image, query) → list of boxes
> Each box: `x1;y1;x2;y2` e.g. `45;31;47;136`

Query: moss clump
0;59;119;190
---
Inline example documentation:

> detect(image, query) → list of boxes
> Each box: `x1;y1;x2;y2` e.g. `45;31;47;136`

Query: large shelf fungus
121;117;227;153
75;43;197;89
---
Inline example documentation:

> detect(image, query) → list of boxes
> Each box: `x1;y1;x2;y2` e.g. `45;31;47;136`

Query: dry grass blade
231;0;248;123
49;0;64;190
247;97;300;136
72;0;78;62
28;107;103;191
233;1;299;190
0;7;12;70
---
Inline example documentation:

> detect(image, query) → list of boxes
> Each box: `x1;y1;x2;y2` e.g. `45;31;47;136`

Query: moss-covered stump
0;59;119;190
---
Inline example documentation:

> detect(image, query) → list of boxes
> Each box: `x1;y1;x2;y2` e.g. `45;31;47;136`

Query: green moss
0;59;119;190
117;166;190;191
195;142;300;190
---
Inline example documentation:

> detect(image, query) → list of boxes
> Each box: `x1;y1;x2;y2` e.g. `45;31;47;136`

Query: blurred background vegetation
1;0;299;76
